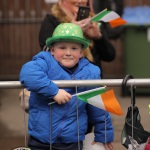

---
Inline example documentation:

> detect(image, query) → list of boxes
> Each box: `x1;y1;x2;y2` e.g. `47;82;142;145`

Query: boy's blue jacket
20;51;114;144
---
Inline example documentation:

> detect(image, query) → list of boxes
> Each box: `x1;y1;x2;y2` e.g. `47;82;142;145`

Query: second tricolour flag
91;9;127;28
77;87;123;116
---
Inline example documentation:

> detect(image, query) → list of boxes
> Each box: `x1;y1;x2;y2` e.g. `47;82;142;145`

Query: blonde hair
51;0;94;62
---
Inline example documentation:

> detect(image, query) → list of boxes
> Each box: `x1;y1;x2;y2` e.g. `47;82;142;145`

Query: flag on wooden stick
77;88;123;116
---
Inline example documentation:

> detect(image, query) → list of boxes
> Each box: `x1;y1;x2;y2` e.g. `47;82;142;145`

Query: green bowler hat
46;23;90;49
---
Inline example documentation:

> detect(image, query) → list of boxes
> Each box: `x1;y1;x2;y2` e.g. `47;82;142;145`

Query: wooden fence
0;0;150;80
0;0;53;80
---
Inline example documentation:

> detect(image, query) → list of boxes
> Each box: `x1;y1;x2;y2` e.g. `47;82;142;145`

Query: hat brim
46;36;90;49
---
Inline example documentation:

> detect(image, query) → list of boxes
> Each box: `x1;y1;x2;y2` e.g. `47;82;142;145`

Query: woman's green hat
46;23;90;49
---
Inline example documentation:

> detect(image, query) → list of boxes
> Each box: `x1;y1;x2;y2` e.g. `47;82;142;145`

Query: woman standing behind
39;0;116;77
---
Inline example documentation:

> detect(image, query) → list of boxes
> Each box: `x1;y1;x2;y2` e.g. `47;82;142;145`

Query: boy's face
51;41;84;68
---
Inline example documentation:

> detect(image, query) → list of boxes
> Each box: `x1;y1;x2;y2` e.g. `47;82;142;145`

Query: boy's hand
53;89;72;104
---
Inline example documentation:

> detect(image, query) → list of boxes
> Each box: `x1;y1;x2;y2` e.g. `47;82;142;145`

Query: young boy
20;23;114;150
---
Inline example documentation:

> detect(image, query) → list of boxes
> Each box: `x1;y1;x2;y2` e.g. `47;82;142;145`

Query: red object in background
144;138;150;150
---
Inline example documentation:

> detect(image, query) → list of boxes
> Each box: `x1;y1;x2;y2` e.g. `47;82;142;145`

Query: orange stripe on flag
109;18;127;28
101;89;123;116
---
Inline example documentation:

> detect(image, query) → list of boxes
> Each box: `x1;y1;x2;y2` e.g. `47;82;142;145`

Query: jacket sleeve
87;104;114;143
19;57;59;98
38;14;59;50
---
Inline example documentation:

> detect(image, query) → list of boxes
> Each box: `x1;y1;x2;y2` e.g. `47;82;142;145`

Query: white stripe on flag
87;95;106;110
100;12;120;22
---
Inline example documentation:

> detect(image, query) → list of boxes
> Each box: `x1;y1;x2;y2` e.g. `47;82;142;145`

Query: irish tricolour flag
76;87;123;116
91;9;127;28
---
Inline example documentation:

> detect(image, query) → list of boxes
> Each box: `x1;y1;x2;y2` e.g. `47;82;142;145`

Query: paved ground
0;87;150;150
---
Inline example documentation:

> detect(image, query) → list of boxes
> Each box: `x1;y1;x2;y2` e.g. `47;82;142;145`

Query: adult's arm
38;14;60;50
92;22;116;62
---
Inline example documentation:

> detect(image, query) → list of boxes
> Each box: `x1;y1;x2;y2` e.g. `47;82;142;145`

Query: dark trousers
28;136;83;150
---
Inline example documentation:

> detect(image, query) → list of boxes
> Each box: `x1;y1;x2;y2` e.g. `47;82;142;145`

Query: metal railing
0;78;150;149
0;79;150;89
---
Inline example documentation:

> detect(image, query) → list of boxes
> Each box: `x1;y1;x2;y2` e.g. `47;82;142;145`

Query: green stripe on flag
91;10;111;22
77;88;106;103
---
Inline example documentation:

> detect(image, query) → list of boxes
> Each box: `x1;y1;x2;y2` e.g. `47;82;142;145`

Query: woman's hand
83;21;102;39
92;141;113;150
53;89;72;104
72;18;102;39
